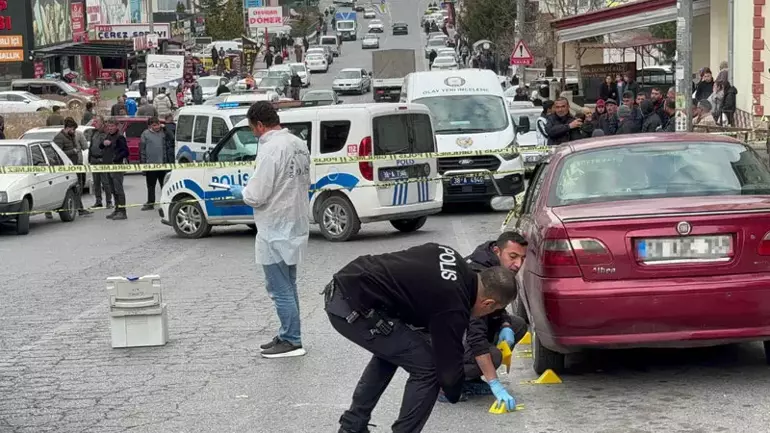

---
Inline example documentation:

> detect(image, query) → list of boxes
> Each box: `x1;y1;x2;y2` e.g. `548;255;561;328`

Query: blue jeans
262;262;301;346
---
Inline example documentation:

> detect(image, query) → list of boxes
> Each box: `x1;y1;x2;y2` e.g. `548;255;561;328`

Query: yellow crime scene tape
0;169;527;217
0;147;553;175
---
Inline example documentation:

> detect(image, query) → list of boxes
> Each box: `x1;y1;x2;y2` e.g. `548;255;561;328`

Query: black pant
75;173;86;210
724;111;735;127
92;171;112;205
145;170;168;204
326;290;438;433
463;314;527;379
107;172;126;213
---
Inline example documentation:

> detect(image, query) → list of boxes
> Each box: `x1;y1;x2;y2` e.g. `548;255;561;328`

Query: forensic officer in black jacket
454;232;528;399
325;243;519;433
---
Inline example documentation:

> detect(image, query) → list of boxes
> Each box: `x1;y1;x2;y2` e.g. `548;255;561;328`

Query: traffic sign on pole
510;39;534;65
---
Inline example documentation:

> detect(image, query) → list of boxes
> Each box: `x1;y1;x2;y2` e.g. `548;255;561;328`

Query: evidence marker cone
519;331;532;345
522;369;562;385
496;341;512;373
488;401;525;414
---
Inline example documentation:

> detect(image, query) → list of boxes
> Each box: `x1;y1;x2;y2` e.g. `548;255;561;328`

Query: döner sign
247;7;284;29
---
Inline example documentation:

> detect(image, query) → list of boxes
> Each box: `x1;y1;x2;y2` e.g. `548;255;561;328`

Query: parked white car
125;80;154;103
197;76;232;101
0;91;64;113
431;56;459;70
0;140;81;235
19;126;96;192
361;34;380;49
305;53;329;72
288;63;311;87
363;7;377;18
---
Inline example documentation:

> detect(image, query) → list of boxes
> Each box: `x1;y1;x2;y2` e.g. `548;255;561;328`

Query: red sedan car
512;133;770;374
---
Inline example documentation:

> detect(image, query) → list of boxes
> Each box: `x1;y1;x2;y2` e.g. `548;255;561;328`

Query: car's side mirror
336;100;343;104
368;71;373;76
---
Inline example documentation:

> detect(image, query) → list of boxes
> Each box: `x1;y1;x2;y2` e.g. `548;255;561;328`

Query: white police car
159;103;443;241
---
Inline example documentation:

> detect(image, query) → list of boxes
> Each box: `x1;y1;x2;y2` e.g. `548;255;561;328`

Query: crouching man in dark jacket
438;231;529;405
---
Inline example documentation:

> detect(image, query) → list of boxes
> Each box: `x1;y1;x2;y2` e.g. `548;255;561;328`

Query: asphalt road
2;0;770;432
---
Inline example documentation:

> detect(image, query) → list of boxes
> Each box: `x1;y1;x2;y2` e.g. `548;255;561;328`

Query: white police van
173;104;251;163
401;69;525;205
159;103;443;241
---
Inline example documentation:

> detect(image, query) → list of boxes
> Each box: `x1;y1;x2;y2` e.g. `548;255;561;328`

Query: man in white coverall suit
230;101;312;359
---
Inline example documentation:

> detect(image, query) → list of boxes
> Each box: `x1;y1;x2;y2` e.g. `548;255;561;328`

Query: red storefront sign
100;69;126;84
0;0;14;31
71;2;87;42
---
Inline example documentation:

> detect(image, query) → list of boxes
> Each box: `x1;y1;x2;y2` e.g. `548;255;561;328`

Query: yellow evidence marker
519;331;532;345
521;369;563;385
496;341;512;373
488;401;525;414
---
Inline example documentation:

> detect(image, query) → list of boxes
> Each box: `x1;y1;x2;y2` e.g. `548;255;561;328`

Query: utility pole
674;0;692;132
149;0;156;54
516;0;526;83
727;0;734;79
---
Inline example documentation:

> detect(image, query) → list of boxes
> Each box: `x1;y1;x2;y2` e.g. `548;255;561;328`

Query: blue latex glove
229;185;244;199
488;379;516;412
498;327;515;347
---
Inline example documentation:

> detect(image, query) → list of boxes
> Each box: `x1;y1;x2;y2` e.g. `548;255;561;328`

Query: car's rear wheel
390;216;427;233
15;198;30;235
317;195;361;242
68;100;82;111
58;189;77;222
763;341;770;365
532;329;565;375
171;200;212;239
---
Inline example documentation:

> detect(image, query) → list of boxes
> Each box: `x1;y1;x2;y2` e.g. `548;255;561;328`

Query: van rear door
371;110;437;207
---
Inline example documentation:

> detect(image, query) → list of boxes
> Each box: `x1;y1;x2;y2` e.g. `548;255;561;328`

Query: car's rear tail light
376;90;385;94
570;238;613;266
358;136;373;181
540;227;582;278
757;231;770;255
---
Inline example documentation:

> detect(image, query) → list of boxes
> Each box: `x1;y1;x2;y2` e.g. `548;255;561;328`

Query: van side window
215;127;259;162
124;122;146;139
41;144;63;166
283;122;312;151
193;116;209;143
28;85;44;95
211;117;229;144
320;121;350;154
177;115;194;141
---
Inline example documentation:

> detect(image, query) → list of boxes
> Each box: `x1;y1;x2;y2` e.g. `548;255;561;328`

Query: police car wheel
171;200;212;239
317;195;361;242
247;224;258;232
389;216;427;233
532;329;565;375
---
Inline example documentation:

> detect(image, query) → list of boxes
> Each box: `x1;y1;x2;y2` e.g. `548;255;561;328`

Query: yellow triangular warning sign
519;331;532;345
533;369;562;384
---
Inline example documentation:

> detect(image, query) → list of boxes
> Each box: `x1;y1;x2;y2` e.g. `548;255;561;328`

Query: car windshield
259;77;283;87
290;64;305;73
393;22;407;26
337;71;361;79
17;92;41;101
433;57;455;64
550;142;770;207
510;112;540;132
413;95;509;134
364;35;378;40
218;126;260;160
0;145;29;166
303;91;333;101
20;131;56;140
230;115;247;125
58;81;77;93
254;70;269;78
267;71;289;79
198;77;222;88
338;21;355;30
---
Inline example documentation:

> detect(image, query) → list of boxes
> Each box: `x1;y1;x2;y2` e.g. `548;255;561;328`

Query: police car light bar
216;102;241;109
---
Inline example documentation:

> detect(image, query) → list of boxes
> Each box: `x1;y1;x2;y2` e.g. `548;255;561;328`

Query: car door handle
48;181;53;185
200;146;206;150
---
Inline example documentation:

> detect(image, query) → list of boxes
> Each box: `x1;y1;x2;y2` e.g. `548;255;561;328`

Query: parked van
159;103;443;241
173;104;250;162
319;35;341;57
401;69;525;204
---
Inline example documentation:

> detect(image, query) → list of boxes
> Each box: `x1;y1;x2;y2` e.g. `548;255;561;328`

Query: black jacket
598;112;618;135
599;82;617;101
333;243;477;403
626;80;639;99
98;132;129;164
640;100;662;133
722;86;737;113
216;84;230;96
617;116;641;134
290;75;302;88
662;114;676;132
53;130;79;163
81;110;94;126
694;79;714;102
464;242;514;357
545;113;582;146
163;123;177;163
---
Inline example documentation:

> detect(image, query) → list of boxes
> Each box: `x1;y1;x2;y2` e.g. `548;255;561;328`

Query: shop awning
31;42;134;58
551;0;711;44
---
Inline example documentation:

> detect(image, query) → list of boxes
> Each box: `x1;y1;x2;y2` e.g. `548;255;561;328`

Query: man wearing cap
598;99;619;135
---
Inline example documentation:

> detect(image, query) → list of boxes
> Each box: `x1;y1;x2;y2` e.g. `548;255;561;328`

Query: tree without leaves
649;22;676;62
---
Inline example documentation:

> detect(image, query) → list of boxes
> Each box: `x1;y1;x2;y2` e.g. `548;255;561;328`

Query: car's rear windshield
320;37;337;44
548;142;770;207
373;113;435;155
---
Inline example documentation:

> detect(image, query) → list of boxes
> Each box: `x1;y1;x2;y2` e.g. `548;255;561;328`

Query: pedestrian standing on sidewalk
88;115;113;208
81;102;95;125
139;117;170;211
229;101;311;359
53;117;93;217
100;119;129;220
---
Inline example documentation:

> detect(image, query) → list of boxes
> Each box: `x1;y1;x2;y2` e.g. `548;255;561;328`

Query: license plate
525;155;541;163
379;168;409;181
636;235;733;262
449;176;485;186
